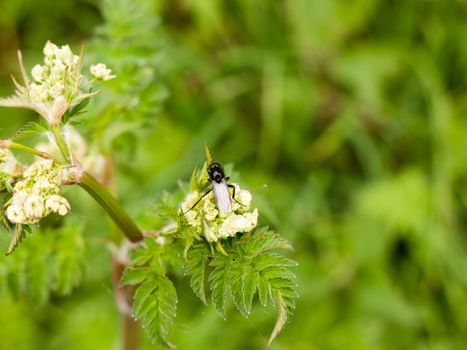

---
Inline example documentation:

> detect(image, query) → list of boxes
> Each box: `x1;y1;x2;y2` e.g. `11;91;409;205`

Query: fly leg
228;184;246;207
180;189;212;215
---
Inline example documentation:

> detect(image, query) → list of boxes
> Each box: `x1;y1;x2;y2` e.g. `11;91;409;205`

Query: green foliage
185;228;298;344
5;0;467;349
5;225;29;256
122;237;180;347
120;237;178;347
184;242;209;305
85;0;167;154
0;220;85;303
12;121;48;141
122;267;177;348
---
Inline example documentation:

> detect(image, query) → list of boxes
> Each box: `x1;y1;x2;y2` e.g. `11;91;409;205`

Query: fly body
209;162;232;213
181;161;244;215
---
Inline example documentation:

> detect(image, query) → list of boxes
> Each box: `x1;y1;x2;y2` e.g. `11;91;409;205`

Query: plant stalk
2;141;54;161
79;171;143;243
51;124;71;162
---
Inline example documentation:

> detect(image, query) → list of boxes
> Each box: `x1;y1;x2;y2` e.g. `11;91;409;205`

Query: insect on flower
182;161;245;215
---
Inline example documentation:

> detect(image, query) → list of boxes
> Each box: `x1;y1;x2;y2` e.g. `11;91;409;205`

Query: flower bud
90;63;116;81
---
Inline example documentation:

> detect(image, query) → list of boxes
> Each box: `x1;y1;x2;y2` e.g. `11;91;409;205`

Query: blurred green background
2;0;467;349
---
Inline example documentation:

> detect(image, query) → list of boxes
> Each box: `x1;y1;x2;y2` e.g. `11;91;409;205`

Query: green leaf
62;96;90;125
132;273;177;347
240;229;293;257
121;267;150;286
190;167;200;192
267;291;288;346
130;237;166;273
53;223;84;295
204;143;213;164
11;121;47;140
243;266;257;315
240;228;298;343
5;225;28;256
257;271;269;307
185;243;209;305
229;258;247;316
253;253;298;270
209;254;231;319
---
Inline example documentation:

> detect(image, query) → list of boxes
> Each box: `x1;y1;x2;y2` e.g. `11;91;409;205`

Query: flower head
5;159;70;225
90;63;115;81
0;41;114;125
0;149;23;191
180;183;258;242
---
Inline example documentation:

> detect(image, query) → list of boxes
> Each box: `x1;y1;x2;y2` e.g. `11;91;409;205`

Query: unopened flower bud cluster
30;42;114;104
89;63;115;81
0;41;115;126
0;149;23;191
6;159;70;224
29;41;81;104
180;184;258;242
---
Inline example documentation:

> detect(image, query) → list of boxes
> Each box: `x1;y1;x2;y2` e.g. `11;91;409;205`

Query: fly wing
212;180;232;213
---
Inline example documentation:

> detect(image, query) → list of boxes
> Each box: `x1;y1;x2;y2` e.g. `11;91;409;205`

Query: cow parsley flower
180;184;258;242
0;149;23;191
6;159;70;224
0;41;114;125
90;63;115;81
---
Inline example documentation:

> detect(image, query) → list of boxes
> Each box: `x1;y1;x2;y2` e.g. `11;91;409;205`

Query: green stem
51;124;70;162
7;141;55;161
79;171;143;243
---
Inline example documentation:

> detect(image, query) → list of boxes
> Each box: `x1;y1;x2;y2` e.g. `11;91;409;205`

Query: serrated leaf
53;223;84;295
230;259;247;316
262;266;296;282
241;230;293;258
131;245;153;266
5;225;28;256
243;266;258;315
235;228;298;343
268;291;288;346
130;237;165;273
183;235;194;258
12;121;48;140
185;243;209;305
121;267;150;286
209;255;231;319
62;96;90;124
253;253;298;270
257;271;269;307
133;274;177;348
133;279;157;318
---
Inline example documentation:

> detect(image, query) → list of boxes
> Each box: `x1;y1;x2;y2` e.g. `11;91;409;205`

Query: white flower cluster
90;63;115;81
6;159;70;224
0;41;115;126
0;149;23;191
29;41;80;104
180;184;258;242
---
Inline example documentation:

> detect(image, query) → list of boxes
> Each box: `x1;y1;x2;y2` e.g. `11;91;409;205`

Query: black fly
182;162;244;215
